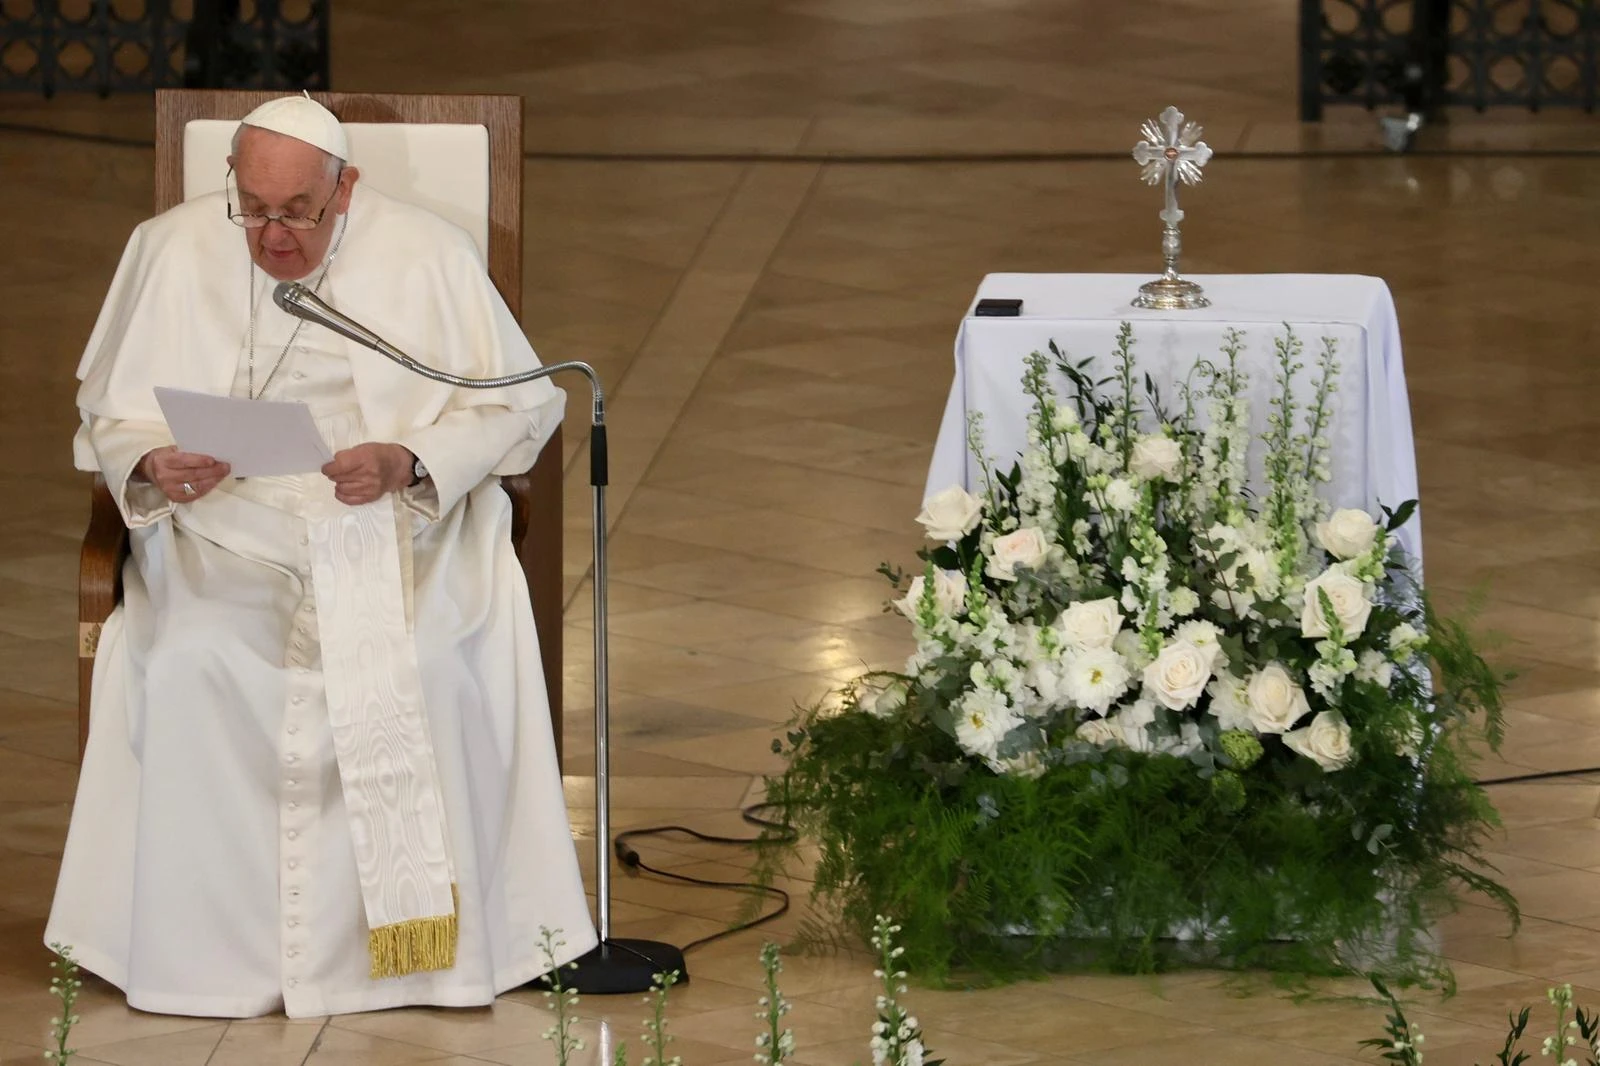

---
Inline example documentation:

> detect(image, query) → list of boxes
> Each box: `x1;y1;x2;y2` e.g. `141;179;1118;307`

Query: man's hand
322;443;415;507
138;446;232;502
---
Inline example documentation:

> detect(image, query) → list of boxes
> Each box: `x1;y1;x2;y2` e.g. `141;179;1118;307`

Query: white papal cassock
46;184;598;1018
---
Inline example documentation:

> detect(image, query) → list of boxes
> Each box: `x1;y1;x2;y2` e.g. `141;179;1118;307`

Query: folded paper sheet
154;386;333;477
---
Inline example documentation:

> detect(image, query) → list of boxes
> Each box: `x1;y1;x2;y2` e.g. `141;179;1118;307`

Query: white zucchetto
238;91;348;161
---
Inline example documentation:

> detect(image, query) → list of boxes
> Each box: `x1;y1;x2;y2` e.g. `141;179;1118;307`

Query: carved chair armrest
79;474;130;757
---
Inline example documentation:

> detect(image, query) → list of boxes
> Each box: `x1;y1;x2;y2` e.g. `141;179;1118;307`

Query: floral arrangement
764;324;1514;984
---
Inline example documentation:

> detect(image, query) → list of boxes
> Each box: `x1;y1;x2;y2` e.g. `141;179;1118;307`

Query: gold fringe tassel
368;886;460;979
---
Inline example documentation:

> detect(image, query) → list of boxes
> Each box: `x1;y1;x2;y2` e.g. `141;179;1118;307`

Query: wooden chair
77;89;564;760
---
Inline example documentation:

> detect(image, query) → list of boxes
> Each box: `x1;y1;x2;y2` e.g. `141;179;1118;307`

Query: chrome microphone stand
273;282;686;993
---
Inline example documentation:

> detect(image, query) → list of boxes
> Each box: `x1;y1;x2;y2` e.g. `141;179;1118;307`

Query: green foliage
762;594;1515;986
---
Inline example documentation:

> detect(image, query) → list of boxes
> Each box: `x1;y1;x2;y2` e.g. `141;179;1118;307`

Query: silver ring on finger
182;482;196;496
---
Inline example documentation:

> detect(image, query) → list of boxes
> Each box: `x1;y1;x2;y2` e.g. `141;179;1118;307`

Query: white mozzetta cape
47;186;599;1018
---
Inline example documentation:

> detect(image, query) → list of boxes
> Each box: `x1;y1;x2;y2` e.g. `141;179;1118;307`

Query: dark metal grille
1;1;329;96
1302;0;1600;119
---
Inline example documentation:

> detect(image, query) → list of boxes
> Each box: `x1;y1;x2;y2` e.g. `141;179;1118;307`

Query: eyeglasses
225;165;342;230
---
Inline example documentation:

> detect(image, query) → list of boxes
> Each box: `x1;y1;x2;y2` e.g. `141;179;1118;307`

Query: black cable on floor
611;802;798;954
1477;766;1600;786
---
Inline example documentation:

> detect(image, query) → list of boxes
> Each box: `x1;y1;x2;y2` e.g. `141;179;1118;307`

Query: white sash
307;491;458;977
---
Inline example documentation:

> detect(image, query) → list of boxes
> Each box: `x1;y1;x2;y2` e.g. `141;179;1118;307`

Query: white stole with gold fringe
306;491;458;978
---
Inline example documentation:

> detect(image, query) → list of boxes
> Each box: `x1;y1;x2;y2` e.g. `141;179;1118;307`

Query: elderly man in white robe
45;94;597;1019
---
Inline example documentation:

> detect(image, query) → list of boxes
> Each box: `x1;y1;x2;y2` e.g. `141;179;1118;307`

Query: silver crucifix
1130;105;1213;310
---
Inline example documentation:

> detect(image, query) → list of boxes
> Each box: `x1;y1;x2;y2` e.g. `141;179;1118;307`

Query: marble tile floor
6;0;1600;1063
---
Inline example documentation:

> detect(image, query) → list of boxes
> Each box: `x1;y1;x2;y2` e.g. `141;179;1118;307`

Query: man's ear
336;165;361;212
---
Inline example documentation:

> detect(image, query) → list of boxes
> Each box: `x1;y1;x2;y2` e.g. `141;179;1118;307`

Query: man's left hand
322;443;415;507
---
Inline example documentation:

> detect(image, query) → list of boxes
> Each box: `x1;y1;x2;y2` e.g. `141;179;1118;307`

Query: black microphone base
533;938;688;995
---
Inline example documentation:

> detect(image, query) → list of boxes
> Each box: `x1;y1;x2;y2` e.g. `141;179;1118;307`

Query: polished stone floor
4;1;1600;1063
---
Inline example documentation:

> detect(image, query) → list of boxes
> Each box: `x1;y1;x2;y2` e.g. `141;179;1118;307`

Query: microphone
273;281;390;353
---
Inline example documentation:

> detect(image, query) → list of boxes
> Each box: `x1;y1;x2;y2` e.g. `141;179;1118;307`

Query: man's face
228;126;358;282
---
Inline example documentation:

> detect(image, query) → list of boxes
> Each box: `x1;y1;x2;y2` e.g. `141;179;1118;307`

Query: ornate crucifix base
1132;274;1209;310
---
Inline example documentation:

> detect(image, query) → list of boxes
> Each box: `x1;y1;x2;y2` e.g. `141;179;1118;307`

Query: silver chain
246;216;347;400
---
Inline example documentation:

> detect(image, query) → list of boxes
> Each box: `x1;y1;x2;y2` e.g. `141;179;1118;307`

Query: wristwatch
410;455;428;487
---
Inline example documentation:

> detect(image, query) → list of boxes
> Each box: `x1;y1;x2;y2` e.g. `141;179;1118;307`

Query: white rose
915;485;984;542
1142;639;1213;711
1129;435;1183;481
1245;663;1311;734
1103;477;1139;513
987;751;1046;780
1283;710;1355;771
988;526;1050;582
895;568;967;620
1075;717;1124;748
1205;672;1253;732
1301;566;1373;640
1316;508;1380;561
1056;598;1123;650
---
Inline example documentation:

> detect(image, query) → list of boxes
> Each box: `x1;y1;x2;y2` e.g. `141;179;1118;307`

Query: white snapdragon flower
915;485;984;542
1355;648;1395;688
1070;518;1093;557
1112;628;1154;674
1389;622;1427;658
1064;647;1133;714
1051;407;1080;432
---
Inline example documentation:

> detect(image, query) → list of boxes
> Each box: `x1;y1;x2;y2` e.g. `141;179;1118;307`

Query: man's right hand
136;446;232;502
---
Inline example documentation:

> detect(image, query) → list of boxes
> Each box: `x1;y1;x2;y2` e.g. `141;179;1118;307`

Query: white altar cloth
925;273;1421;564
